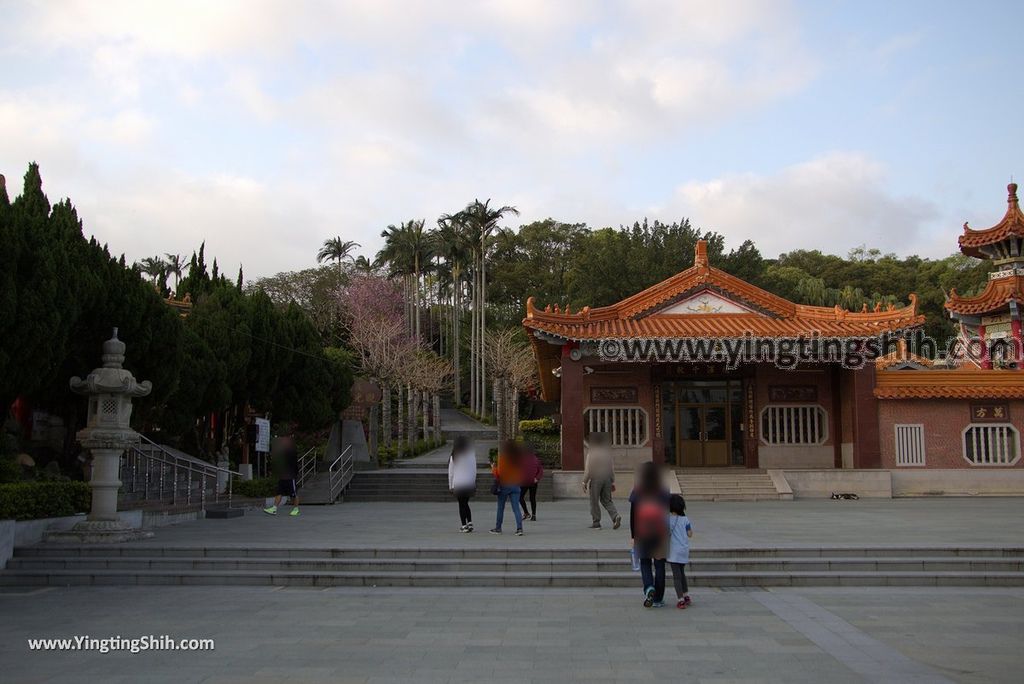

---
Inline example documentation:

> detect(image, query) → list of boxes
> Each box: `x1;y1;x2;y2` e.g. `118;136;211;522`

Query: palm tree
378;220;432;343
164;253;183;294
317;237;361;275
458;199;518;417
138;256;167;291
352;255;375;273
434;214;473;404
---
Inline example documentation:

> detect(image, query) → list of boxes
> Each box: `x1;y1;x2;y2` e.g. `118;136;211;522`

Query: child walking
667;494;693;609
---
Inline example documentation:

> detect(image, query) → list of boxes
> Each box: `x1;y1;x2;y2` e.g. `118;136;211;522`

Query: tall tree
317;237;361;276
457;199;519;418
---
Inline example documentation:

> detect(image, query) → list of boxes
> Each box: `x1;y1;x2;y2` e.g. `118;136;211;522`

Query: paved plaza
107;497;1024;550
2;498;1023;682
2;584;1022;683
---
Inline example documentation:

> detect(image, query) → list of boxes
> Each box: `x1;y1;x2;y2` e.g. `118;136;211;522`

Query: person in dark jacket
519;448;544;522
263;435;300;517
630;461;671;607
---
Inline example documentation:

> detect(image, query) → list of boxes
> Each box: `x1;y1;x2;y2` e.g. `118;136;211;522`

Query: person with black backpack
629;461;671;608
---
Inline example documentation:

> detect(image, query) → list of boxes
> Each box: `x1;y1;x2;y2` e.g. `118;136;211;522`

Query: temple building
525;185;1024;484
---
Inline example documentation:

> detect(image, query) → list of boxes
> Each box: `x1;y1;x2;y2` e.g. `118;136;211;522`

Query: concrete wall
12;510;144;547
891;469;1024;496
0;520;13;570
758;445;834;469
878;399;1024;469
553;471;633;500
776;469;893;498
552;470;680;500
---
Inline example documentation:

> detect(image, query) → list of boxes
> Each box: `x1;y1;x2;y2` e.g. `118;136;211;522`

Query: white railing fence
584;407;648;447
122;435;242;511
329;445;355;503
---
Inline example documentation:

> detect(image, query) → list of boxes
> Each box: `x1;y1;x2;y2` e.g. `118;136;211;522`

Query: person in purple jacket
519;447;544;522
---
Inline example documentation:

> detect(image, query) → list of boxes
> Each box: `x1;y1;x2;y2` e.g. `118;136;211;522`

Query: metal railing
296;446;318;489
122;435;242;511
328;445;354;503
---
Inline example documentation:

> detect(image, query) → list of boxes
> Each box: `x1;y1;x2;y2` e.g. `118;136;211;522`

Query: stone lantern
48;328;154;543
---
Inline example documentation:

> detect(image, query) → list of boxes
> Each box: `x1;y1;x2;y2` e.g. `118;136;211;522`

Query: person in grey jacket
582;432;621;529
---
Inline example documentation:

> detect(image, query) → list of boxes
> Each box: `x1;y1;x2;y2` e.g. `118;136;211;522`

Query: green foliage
0;458;22;484
523;433;561;470
457;406;493;425
0;481;91;521
0;164;357;461
234;477;277;499
376;437;446;467
519;417;558;435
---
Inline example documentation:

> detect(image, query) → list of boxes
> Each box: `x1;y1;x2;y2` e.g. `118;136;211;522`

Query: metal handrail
328;445;354;503
296;446;318;489
124;435;242;511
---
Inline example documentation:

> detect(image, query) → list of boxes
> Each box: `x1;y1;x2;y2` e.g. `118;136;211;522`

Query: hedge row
234;477;277;499
0;481;91;521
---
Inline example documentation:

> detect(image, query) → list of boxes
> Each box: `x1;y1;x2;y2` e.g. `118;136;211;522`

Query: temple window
584;407;648;447
760;405;827;446
894;424;926;466
962;424;1020;466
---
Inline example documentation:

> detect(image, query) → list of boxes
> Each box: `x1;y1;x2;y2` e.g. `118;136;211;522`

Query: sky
1;0;1022;280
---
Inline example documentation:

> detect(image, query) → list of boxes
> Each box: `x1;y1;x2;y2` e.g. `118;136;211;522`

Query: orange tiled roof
875;339;934;369
874;368;1024;399
958;183;1024;258
524;241;924;342
945;274;1024;316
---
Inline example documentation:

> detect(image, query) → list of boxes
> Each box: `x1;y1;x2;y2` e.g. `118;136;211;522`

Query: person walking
667;494;694;609
519;447;544;522
490;440;524;536
448;435;478;532
582;432;621;529
263;434;300;517
630;461;671;607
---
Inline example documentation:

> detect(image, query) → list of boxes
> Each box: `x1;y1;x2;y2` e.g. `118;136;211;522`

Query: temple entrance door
679;405;702;466
702;404;729;466
677;404;729;466
666;378;744;467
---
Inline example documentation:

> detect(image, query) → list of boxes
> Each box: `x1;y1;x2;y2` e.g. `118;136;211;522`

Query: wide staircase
342;470;555;503
4;545;1022;588
675;469;788;502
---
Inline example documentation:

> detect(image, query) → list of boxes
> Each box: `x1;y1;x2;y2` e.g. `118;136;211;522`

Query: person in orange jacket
490;440;524;536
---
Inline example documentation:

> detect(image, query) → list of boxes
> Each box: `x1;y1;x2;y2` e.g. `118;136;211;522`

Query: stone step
3;567;1022;588
18;545;1023;558
11;556;1023;574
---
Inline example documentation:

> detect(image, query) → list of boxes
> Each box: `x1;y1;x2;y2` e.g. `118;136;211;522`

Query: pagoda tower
947;183;1024;368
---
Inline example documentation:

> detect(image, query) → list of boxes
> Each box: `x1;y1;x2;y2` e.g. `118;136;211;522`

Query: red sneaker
676;599;687;609
683;595;692;607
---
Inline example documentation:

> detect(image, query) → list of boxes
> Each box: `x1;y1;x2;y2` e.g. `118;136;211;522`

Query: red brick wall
754;365;835;446
561;360;655;468
878;399;1024;469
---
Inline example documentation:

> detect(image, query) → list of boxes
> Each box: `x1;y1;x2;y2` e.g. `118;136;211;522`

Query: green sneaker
289;507;300;517
263;506;277;515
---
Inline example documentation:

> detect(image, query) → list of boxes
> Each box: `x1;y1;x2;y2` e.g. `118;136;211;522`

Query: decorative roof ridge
526;265;921;327
874;366;1024;399
959;182;1024;249
945;275;1024;315
794;294;919;322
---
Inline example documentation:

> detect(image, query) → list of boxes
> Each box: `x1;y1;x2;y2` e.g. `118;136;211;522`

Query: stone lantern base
45;519;154;544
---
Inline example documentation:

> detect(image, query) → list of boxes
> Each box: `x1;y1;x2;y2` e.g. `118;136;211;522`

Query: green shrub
0;481;91;521
520;417;558;435
0;457;22;484
234;477;276;498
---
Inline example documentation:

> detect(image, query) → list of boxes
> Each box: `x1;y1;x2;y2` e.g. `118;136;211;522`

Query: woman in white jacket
448;436;478;532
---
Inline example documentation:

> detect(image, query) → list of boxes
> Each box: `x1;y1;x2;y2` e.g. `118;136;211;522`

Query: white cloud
0;0;842;277
664;153;943;257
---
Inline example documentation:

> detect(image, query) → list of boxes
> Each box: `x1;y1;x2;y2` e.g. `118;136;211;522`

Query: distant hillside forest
480;219;991;344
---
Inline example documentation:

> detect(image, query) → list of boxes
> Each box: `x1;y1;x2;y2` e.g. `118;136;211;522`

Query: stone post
47;328;154;543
